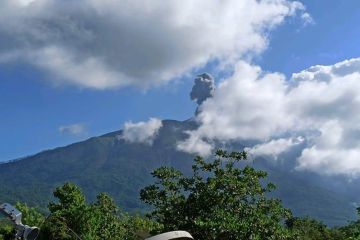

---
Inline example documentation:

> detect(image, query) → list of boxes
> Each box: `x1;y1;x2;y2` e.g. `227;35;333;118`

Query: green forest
1;150;360;240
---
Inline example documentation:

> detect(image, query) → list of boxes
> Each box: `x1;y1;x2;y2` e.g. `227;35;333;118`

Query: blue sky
1;0;360;171
259;0;360;75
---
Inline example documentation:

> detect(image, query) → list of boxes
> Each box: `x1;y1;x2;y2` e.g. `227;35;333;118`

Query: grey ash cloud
190;73;215;106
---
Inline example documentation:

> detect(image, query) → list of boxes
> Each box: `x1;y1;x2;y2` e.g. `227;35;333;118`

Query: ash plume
190;73;215;106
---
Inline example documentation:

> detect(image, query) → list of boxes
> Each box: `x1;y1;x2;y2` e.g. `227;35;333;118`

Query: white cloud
32;46;129;89
178;58;360;177
177;61;294;156
17;0;35;7
246;137;304;160
0;0;307;89
59;123;87;136
176;131;213;157
120;118;162;145
300;13;314;26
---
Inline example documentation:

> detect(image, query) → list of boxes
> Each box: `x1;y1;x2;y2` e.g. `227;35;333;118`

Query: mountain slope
0;119;356;226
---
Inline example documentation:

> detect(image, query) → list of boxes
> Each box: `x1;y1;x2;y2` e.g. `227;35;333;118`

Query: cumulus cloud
177;131;213;157
178;58;360;177
184;62;293;146
0;0;307;89
246;137;304;160
120;118;162;145
59;123;87;136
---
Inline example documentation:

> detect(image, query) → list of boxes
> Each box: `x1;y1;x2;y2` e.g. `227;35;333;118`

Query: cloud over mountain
246;137;304;160
59;123;87;136
120;118;162;145
178;58;360;177
0;0;306;89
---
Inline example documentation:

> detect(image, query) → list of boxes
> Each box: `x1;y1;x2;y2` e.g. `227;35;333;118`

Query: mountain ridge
0;119;356;226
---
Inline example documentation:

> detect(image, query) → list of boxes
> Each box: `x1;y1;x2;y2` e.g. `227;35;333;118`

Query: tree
286;217;344;240
15;202;45;227
140;150;293;240
338;207;360;239
123;214;161;240
92;193;127;239
91;193;160;239
40;182;90;239
40;182;158;240
40;182;127;240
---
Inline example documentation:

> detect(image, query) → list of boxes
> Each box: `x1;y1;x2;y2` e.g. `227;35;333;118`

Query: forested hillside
1;151;360;240
0;120;356;226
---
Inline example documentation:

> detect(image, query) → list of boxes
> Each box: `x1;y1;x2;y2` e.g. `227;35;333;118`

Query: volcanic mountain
0;118;357;226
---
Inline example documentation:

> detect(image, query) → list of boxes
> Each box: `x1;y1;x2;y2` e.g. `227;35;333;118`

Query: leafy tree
15;202;45;227
286;217;344;240
91;193;160;239
92;193;128;239
40;183;90;239
40;182;125;240
40;182;158;240
140;150;293;240
123;214;161;240
338;207;360;239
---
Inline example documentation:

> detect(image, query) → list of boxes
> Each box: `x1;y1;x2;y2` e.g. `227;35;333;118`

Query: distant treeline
1;150;360;240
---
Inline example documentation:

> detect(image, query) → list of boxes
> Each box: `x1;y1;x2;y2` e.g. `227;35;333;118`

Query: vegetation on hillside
0;120;355;227
1;150;360;239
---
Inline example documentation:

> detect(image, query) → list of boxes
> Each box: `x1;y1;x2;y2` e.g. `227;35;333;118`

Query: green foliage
140;150;293;239
41;183;121;239
1;141;360;239
286;217;344;239
337;207;360;239
3;179;359;240
0;219;13;240
92;193;126;239
339;222;360;240
123;214;161;239
15;202;45;227
40;182;157;240
0;203;44;240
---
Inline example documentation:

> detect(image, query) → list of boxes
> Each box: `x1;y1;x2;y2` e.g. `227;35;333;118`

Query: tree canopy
140;150;293;240
40;183;158;240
